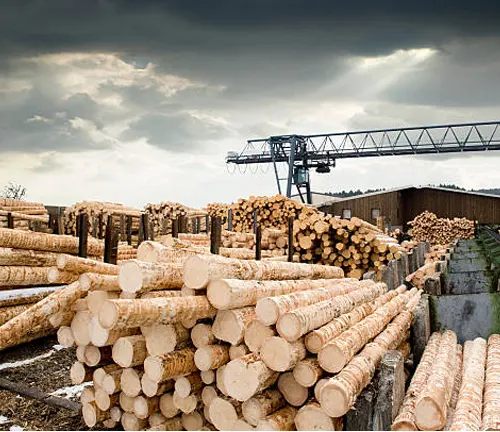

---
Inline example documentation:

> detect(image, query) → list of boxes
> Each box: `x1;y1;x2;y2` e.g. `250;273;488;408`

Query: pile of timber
145;202;207;237
292;213;406;279
405;262;438;290
0;198;50;232
401;240;418;253
424;244;449;263
393;331;500;431
63;201;142;240
206;203;230;221
228;195;318;233
408;211;475;245
57;247;423;430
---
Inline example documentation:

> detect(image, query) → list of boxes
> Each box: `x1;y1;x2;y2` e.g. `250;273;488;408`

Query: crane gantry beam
225;121;500;204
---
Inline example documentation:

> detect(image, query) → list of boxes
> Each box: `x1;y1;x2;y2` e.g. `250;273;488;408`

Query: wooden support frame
288;216;294;262
210;216;222;255
6;213;14;229
104;214;119;264
172;218;179;238
255;225;262;261
126;215;133;246
77;213;89;258
227;209;233;231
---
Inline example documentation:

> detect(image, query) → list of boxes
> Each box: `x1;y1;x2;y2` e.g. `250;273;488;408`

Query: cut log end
304;332;322;354
70;362;88;385
206;279;231;309
208;397;239;431
276;313;302;342
295;404;338;431
277;372;308;407
118;260;144;293
183;255;209;289
414;396;446;431
99;300;119;330
82;403;98;428
261;337;298;372
317;343;346;373
143;357;163;382
57;326;75;348
255;299;279;326
320;383;350;418
121;368;143;398
159;394;179;419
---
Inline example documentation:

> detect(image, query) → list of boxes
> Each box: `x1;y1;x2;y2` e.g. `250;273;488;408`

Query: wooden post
126;216;133;246
205;215;210;233
120;215;126;241
255;226;262;261
253;211;258;234
194;218;200;235
179;215;188;234
138;214;149;245
91;217;98;238
210;217;222;255
78;213;89;258
172;218;179;238
56;216;64;235
288;216;294;262
98;214;104;239
227;209;233;231
6;213;14;229
104;215;118;264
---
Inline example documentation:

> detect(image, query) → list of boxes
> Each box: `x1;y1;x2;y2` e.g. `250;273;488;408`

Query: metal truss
226;121;500;204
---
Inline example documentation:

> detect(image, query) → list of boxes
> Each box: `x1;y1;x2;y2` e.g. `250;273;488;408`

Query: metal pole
286;135;297;197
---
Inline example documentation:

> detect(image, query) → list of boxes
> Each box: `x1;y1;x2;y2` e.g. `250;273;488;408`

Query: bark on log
194;345;230;371
242;389;286;427
0;266;75;287
212;307;256;345
482;334;500;431
144;347;197;382
57;254;118;275
443;344;464;431
112;335;148;367
255;406;298;431
118;260;184;294
0;247;59;266
183;254;343;289
79;273;120;292
0;304;31;326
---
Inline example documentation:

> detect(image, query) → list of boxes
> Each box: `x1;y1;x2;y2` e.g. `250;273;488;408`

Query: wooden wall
319;188;500;225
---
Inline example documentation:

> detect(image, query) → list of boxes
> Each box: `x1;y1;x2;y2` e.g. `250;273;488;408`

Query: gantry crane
225;121;500;204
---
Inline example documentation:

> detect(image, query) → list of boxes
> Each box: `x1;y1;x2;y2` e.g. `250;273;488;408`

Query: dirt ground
0;336;89;431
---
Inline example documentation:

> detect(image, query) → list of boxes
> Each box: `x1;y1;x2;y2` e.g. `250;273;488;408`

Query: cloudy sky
1;1;500;208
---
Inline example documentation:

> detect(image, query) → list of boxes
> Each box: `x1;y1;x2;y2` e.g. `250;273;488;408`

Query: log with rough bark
112;335;148;367
79;273;120;292
144;347;197;382
118;260;184;294
413;330;459;430
443;344;464;431
183;254;344;290
277;282;389;342
194;345;230;371
142;323;190;356
392;332;443;431
0;227;103;255
99;296;216;330
0;266;76;287
212;307;256;345
0;304;33;326
482;334;500;431
0;247;60;266
255;405;298;431
294;400;342;431
175;373;203;398
242;389;286;427
57;254;118;275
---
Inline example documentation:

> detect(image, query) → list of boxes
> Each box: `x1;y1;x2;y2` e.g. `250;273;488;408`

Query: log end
144;356;163;382
255;298;279;326
133;395;149;419
304;333;322;354
206;279;232;310
95;388;112;411
84;345;102;367
293;362;317;387
82;403;98;428
159;393;179;419
120;368;143;398
295;404;336;431
89;316;110;347
194;347;214;371
183;255;209;289
261;337;294;372
319;382;350;418
391;420;418;431
317;343;346;374
241;398;263;427
414;396;446;431
233;419;254;431
174;377;192;399
112;337;135;368
118;260;143;293
276;313;302;342
208;397;239;431
141;375;159;398
224;359;260;402
145;324;177;357
102;374;118;395
99;300;120;330
136;241;157;263
70;361;87;385
56;326;75;348
277;372;308;407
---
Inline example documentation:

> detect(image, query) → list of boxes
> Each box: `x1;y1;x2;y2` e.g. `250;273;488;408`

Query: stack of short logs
53;242;426;430
408;211;475;245
0;198;50;232
392;331;500;431
145;202;207;238
292;213;406;279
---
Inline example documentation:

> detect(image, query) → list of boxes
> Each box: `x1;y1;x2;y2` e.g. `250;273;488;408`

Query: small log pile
206;203;230;221
292;213;406;279
63;201;142;240
145;202;207;238
55;245;426;431
424;244;449;263
0;198;50;232
405;262;438;290
408;211;475;245
393;332;499;431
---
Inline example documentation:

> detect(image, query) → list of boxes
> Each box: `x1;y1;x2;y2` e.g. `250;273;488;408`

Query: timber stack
0;198;50;232
145;202;207;237
291;213;406;279
63;201;142;241
408;211;474;245
56;242;424;431
393;331;500;431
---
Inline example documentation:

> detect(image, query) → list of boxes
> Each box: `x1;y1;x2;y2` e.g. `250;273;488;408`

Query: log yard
2;1;500;431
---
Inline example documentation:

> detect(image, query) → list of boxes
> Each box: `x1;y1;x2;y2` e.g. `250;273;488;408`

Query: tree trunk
292;357;324;387
0;304;31;326
256;280;374;326
144;346;197;382
99;296;216;330
191;323;216;348
134;395;160;419
261;337;307;372
194;345;230;371
0;247;59;266
207;277;358;310
183;254;343;289
295;401;343;431
244;320;276;354
57;326;75;348
0;286;61;308
57;254;118;275
277;372;308;407
120;368;144;398
82;401;111;428
137;241;200;263
70;361;93;384
224;353;279;402
212;307;257;345
102;368;124;395
141;290;183;299
84;345;113;367
255;406;297;431
95;388;119;411
71;310;92;346
79;273;120;292
392;332;443;431
121;412;148;431
229;344;249;360
207;396;242;431
142;323;190;356
242;389;285;427
118;260;184;294
89;316;140;347
414;330;459;430
0;266;74;287
112;335;147;367
278;282;388;342
0;227;103;255
482;334;500;431
159;393;180;419
174;373;203;398
87;290;119;315
141;375;174;398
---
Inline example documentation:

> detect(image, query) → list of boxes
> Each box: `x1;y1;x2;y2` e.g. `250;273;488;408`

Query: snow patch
0;415;9;425
10;425;23;431
0;286;60;302
0;350;56;371
50;382;91;399
53;344;64;351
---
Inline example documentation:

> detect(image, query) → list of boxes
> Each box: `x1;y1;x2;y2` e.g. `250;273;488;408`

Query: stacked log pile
291;214;406;279
0;198;50;232
57;246;425;431
393;332;499;431
206;203;230;221
145;202;207;237
63;201;142;240
408;211;475;245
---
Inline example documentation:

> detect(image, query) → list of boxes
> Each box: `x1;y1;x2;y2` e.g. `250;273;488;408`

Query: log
57;326;75;347
242;389;286;427
255;406;298;431
120;392;136;413
70;361;93;385
110;406;122;422
102;368;124;395
207;278;358;310
99;296;216;330
141;290;183;299
224;353;279;401
118;260;184;293
0;227;103;255
244;320;276;354
201;370;215;385
295;401;343;431
89;317;140;347
191;323;216;348
277;282;388;342
147;416;183;431
174;373;203;398
182;411;205;431
201;385;219;406
293;357;324;387
141;375;174;398
194;345;230;371
112;335;147;367
277;372;308;407
57;254;118;275
160;393;180;419
120;368;144;397
212;307;257;345
449;338;487;431
229;344;250;360
83;402;111;428
172;392;199;414
142;323;190;356
71;310;92;346
121;412;148;431
482;334;500;431
0;266;74;287
79;273;120;292
392;332;442;431
414;330;459;430
0;304;31;326
134;395;160;419
0;286;61;308
261;337;307;372
443;344;464;431
0;247;59;266
95;387;119;411
256;280;373;326
86;290;119;315
84;345;113;367
208;396;242;431
80;387;95;405
183;254;343;289
137;241;200;264
216;365;229;396
144;347;197;382
94;364;122;387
